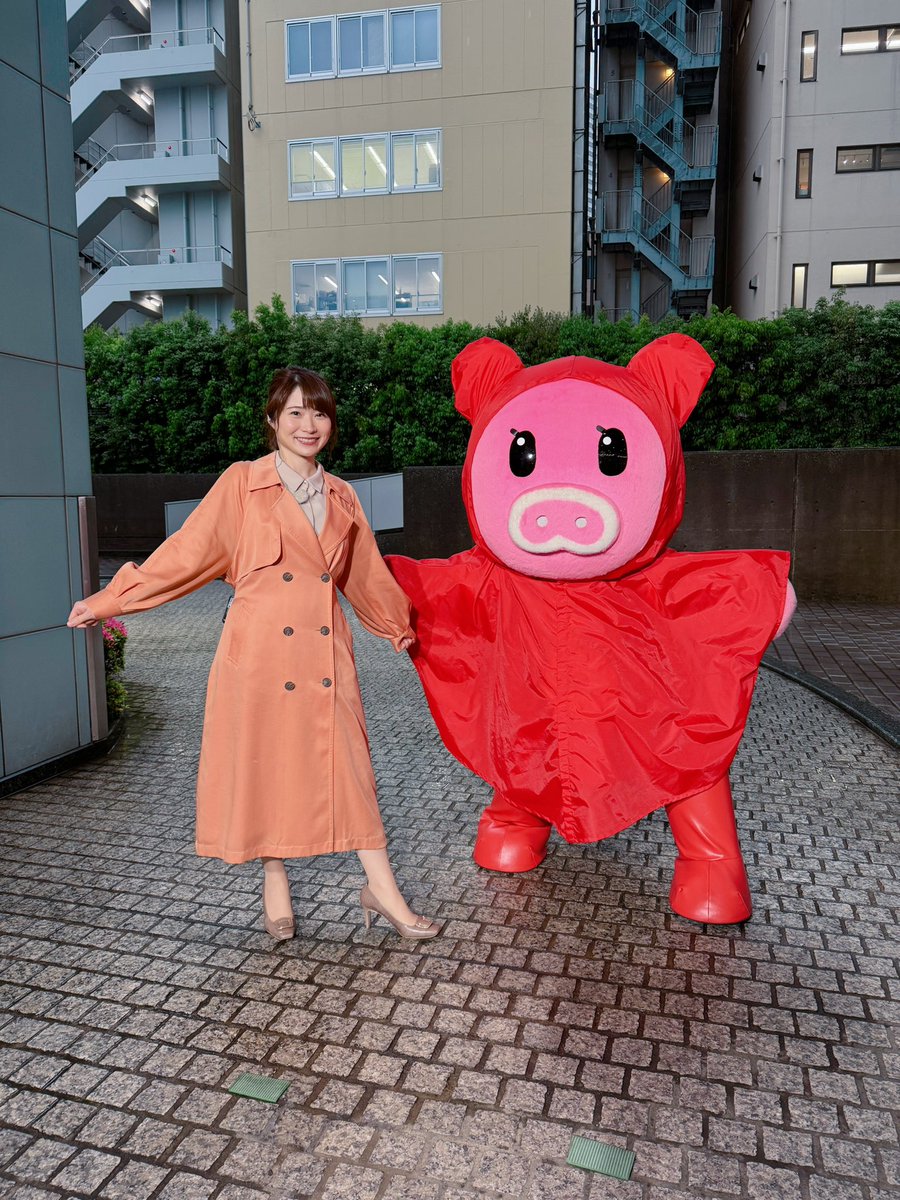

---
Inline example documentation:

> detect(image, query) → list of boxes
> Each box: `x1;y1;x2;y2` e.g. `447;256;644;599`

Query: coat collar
249;453;355;567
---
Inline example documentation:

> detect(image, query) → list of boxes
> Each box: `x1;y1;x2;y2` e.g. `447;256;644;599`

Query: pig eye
509;429;536;477
597;427;627;476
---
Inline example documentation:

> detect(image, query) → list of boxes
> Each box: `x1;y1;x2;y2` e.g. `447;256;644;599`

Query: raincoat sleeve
83;463;246;621
337;503;414;651
385;549;499;779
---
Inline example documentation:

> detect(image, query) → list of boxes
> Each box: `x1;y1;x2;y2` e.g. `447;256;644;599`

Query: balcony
75;138;231;248
81;244;233;328
67;0;149;52
70;27;226;145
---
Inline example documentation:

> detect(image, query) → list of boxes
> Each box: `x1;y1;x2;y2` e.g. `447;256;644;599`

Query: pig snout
508;486;620;556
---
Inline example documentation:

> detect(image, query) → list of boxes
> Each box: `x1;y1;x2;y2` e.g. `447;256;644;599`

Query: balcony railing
602;0;722;59
81;244;233;292
600;188;713;281
76;137;230;189
70;26;225;82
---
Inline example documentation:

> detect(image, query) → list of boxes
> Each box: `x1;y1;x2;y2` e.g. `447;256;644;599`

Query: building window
841;26;900;54
836;144;900;172
874;261;900;285
795;149;813;197
800;30;817;80
393;254;442;311
293;260;340;314
286;18;335;80
338;12;386;73
286;6;440;81
340;135;389;194
289;139;338;199
391;130;441;189
342;258;391;314
389;6;440;69
288;130;441;200
791;264;808;309
292;254;443;315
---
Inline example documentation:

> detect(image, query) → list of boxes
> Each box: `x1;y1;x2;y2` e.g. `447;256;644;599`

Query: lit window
841;27;878;53
874;261;900;285
830;262;869;287
288;140;337;198
791;264;808;309
841;26;900;54
293;261;340;314
836;147;874;172
340;136;389;194
338;13;386;73
800;30;817;80
795;149;812;197
391;130;441;189
286;18;334;79
393;254;442;312
342;258;391;314
390;6;440;69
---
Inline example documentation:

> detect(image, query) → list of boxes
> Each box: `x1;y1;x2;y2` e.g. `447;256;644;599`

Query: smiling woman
67;366;439;944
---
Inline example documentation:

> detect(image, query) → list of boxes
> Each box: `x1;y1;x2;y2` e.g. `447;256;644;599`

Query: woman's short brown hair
264;367;338;452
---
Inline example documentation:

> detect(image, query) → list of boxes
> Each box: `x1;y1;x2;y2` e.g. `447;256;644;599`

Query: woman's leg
356;847;421;925
261;856;293;921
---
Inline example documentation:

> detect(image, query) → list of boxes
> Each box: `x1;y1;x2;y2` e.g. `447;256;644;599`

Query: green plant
102;618;128;718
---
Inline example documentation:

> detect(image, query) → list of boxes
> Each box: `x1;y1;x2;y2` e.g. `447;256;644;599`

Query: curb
762;660;900;751
0;714;126;800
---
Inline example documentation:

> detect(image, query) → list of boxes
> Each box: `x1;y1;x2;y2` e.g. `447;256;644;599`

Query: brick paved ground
0;579;898;1199
765;603;900;725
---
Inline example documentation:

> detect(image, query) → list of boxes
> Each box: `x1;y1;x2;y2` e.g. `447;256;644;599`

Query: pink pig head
453;335;716;581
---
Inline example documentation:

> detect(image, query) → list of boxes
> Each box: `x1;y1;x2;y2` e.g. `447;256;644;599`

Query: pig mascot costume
387;334;796;924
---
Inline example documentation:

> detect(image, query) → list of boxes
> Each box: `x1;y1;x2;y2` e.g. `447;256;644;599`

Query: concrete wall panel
0;355;63;495
0;628;80;776
0;209;55;363
0;63;48;225
0;498;72;638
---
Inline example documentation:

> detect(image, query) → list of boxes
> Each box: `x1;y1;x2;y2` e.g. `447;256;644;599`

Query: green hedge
85;296;900;474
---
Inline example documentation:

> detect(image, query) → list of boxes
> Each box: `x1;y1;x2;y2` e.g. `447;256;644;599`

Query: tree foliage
85;296;900;473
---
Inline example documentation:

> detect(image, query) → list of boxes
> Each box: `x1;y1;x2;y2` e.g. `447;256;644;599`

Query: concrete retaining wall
94;448;899;602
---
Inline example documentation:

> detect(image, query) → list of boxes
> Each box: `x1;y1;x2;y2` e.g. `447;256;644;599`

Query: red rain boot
666;776;752;924
473;792;552;873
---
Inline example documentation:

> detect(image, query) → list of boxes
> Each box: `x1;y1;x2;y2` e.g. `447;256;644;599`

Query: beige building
239;1;577;324
727;0;900;317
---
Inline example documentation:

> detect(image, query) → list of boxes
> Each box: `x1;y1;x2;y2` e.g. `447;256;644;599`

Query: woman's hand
67;601;99;629
396;636;415;653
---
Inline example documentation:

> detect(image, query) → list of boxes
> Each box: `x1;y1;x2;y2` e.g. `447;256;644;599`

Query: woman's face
271;386;333;470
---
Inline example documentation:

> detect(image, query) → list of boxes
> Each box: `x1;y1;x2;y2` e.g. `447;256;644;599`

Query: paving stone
99;1160;170;1199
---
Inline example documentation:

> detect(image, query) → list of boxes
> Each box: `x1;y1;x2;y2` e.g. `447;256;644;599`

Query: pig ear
452;338;524;423
626;333;715;428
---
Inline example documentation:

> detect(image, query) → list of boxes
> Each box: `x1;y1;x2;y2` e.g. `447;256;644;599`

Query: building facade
1;0;107;790
239;0;576;325
727;0;900;317
70;0;247;328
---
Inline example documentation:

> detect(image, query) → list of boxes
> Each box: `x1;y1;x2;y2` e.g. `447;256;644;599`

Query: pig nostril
574;517;588;529
536;516;548;528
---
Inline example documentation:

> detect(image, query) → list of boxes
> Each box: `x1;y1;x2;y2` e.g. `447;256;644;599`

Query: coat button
320;626;330;636
320;572;330;583
322;678;332;688
283;572;293;582
283;627;294;636
284;681;295;691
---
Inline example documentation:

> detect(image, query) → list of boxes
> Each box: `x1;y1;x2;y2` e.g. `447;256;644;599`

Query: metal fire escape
594;0;722;321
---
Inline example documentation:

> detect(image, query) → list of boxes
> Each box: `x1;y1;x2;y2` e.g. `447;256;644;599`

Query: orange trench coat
86;454;414;864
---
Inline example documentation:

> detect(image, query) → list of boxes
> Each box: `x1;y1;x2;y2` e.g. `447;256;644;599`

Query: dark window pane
287;23;310;76
878;145;900;169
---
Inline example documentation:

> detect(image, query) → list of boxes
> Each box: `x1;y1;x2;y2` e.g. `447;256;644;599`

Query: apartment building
590;0;727;322
70;0;247;328
239;1;577;325
727;1;900;317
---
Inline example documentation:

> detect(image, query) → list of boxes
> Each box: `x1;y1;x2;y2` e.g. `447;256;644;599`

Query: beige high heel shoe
263;888;295;941
360;885;440;940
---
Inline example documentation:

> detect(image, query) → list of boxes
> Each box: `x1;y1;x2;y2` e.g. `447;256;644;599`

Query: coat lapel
251;453;328;570
320;477;355;567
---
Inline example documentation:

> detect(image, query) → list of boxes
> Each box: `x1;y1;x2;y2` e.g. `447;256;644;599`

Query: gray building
70;0;247;328
1;0;107;791
727;0;900;317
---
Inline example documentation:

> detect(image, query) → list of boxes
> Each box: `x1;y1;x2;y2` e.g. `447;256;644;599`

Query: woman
68;367;439;942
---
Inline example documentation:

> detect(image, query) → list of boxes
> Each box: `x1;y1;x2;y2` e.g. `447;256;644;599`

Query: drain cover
567;1135;635;1179
228;1072;290;1103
